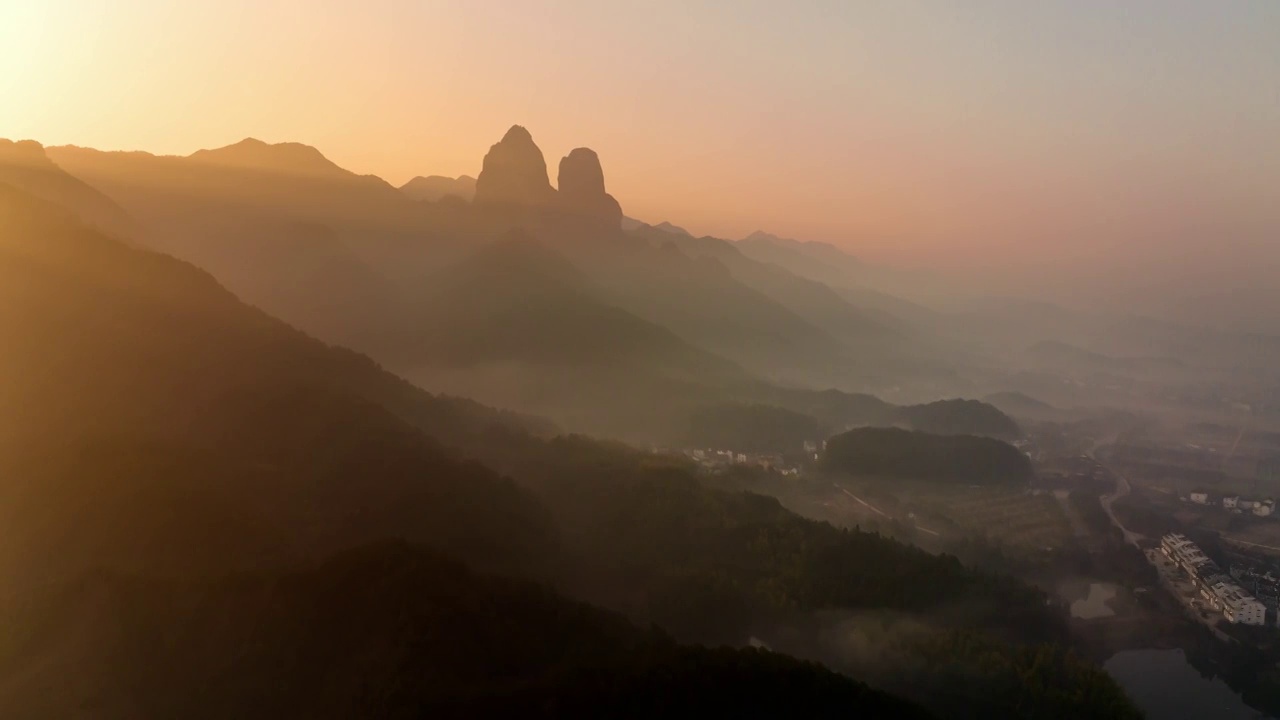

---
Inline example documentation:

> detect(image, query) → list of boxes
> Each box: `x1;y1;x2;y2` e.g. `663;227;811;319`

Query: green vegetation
888;631;1143;719
687;402;821;453
0;542;931;719
0;184;558;584
694;393;1022;455
822;427;1035;485
898;399;1023;440
0;186;1140;718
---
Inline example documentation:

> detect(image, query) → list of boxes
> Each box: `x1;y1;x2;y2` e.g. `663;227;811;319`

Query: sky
2;0;1278;278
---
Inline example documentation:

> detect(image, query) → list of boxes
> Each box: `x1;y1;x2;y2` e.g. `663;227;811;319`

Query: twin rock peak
474;125;622;229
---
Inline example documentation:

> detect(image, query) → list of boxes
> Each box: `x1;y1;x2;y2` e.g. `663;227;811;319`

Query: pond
1105;648;1273;720
1069;581;1117;619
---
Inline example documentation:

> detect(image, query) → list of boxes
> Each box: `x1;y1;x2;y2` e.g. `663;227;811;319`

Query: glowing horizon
3;0;1278;280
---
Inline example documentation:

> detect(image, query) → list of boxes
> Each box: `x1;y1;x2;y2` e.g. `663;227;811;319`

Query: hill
630;225;900;347
46;128;922;400
391;234;752;438
983;391;1068;422
399;174;476;202
47;139;424;242
452;126;861;386
0;542;930;719
821;427;1034;485
737;230;864;286
0;183;556;587
896;399;1022;440
44;141;422;349
734;230;954;333
406;234;741;377
474;436;1137;718
697;392;1020;455
686;403;823;454
0;139;135;238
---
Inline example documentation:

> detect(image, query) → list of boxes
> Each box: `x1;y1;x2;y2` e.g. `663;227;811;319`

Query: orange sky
3;0;1278;277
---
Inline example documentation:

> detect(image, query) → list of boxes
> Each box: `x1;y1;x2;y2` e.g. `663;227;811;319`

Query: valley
2;24;1277;714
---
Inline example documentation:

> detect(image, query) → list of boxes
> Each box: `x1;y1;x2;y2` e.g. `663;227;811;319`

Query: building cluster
1231;564;1280;611
687;449;800;476
1186;491;1275;517
1161;533;1268;625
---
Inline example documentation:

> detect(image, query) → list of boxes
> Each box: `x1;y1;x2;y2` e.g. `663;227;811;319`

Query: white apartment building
1161;533;1268;625
1162;533;1212;577
1212;581;1268;625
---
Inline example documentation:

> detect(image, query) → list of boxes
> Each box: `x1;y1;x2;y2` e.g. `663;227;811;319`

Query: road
834;483;941;537
1095;449;1144;549
1221;537;1280;554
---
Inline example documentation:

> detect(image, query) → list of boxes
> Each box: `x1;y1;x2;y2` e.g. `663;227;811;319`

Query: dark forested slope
897;398;1023;439
822;427;1034;485
0;542;931;720
0;184;556;586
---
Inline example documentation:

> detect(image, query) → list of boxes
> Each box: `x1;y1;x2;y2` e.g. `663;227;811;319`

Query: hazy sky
3;0;1278;275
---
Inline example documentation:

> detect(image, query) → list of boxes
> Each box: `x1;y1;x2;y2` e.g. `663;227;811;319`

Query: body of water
1105;648;1272;720
1070;582;1117;619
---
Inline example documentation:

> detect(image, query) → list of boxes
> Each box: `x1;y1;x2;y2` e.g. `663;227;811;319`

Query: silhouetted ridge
0;138;49;165
0;183;558;586
654;220;691;236
474;125;556;206
0;139;136;237
188;138;347;176
744;229;785;244
737;230;865;274
400;174;476;202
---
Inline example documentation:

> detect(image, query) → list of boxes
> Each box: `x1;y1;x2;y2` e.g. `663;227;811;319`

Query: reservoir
1105;648;1272;719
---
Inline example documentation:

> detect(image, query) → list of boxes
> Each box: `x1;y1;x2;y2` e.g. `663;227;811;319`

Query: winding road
1095;448;1144;548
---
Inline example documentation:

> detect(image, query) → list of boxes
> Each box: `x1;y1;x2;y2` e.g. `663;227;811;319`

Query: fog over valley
2;2;1279;718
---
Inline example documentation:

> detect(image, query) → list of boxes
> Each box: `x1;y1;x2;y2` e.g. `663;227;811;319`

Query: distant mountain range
0;127;968;437
9;123;1273;440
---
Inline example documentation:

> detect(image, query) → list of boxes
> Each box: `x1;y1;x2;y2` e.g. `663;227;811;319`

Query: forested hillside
822;428;1034;485
0;184;557;583
0;542;931;719
0;185;1138;718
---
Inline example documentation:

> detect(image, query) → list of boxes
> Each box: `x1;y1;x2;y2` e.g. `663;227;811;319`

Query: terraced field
944;489;1071;549
892;482;1075;552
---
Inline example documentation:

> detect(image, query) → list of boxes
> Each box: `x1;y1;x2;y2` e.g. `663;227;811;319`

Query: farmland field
838;478;1074;553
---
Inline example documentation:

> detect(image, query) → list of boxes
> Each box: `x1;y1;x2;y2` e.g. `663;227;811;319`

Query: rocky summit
473;125;557;207
557;147;622;228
